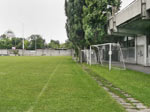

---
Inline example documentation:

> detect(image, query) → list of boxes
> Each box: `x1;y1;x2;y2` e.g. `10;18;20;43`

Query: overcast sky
0;0;134;43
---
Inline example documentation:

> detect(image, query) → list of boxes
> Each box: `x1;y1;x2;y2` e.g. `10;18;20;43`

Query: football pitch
0;56;125;112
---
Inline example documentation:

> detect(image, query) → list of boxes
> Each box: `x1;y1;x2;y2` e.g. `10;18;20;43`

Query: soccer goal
89;43;126;71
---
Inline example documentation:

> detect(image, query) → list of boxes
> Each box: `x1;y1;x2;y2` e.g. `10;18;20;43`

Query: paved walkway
126;64;150;74
105;61;150;74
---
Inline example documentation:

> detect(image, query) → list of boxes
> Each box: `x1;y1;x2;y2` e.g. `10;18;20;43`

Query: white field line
26;61;62;112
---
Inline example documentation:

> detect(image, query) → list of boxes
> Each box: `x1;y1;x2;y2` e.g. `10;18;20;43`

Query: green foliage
28;35;45;50
65;0;86;49
11;37;23;49
24;40;30;49
83;0;121;45
65;0;121;48
0;37;12;49
48;40;60;49
59;40;73;49
0;34;46;50
0;31;73;50
48;40;73;49
83;0;107;45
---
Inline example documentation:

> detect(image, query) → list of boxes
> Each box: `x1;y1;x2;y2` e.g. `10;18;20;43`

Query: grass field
0;56;125;112
86;64;150;107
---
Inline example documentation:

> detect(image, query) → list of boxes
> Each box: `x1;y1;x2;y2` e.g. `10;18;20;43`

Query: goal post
81;48;97;65
90;43;126;71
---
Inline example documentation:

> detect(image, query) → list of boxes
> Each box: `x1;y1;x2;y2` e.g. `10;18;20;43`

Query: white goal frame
90;43;126;71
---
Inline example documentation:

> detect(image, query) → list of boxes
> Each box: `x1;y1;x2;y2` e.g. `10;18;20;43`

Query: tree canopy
65;0;121;49
28;35;45;50
65;0;86;49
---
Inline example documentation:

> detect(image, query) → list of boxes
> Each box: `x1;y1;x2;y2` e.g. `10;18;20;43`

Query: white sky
0;0;134;43
121;0;135;10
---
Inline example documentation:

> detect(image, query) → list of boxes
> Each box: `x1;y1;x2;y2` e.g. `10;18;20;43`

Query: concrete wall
0;49;73;56
108;0;142;30
146;0;150;10
148;45;150;66
0;50;8;56
136;36;147;66
116;0;141;26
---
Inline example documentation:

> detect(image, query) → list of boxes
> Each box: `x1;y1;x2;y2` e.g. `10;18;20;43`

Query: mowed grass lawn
86;65;150;107
0;56;125;112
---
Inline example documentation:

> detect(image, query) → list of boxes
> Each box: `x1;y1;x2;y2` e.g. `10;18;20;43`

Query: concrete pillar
139;35;148;66
136;35;147;66
141;0;149;19
135;37;137;64
112;6;118;32
144;36;147;66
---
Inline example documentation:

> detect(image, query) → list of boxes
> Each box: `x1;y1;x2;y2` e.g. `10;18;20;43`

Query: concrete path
126;64;150;74
105;61;150;74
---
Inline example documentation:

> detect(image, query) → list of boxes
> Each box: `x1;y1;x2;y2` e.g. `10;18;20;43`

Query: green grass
86;64;150;107
0;56;125;112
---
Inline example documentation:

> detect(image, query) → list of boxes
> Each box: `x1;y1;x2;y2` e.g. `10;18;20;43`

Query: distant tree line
0;30;73;50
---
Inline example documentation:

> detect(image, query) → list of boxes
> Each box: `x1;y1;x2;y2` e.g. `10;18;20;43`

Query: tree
11;37;23;49
0;31;16;49
65;0;121;47
82;0;121;46
65;0;121;61
65;0;86;48
65;0;86;60
60;40;73;49
0;37;12;49
0;34;7;39
24;39;30;50
48;40;60;49
28;35;45;50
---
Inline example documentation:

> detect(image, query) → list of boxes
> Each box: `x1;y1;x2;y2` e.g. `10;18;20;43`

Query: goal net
89;43;126;70
81;49;98;65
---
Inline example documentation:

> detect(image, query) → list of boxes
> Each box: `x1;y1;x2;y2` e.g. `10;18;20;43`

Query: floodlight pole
109;43;112;71
22;23;25;56
90;46;92;66
34;36;37;50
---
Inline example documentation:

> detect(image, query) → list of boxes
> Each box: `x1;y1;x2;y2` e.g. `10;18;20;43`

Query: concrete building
108;0;150;66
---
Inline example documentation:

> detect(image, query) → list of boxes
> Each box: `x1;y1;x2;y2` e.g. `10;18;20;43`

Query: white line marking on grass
26;61;62;112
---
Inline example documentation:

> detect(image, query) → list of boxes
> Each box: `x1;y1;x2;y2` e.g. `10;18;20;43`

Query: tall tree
82;0;121;46
65;0;121;48
28;35;45;50
65;0;86;50
60;40;73;49
48;40;60;49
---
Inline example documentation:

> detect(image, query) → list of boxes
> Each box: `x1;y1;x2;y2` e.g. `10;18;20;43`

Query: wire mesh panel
81;49;97;64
